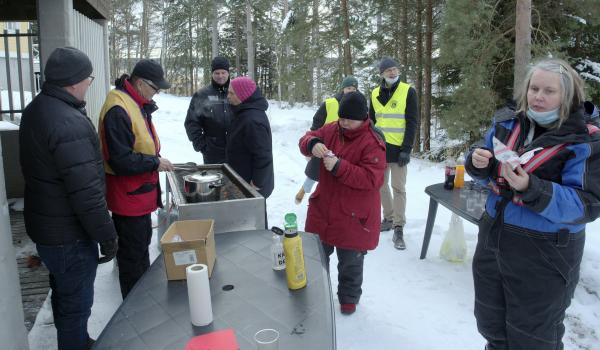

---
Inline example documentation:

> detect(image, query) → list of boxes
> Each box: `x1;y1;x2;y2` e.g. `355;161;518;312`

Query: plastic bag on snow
439;213;467;262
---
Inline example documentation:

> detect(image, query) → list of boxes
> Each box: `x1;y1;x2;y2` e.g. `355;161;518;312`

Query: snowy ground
25;92;600;349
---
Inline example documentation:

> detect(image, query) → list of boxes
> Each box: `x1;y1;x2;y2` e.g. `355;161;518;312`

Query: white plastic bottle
270;228;286;270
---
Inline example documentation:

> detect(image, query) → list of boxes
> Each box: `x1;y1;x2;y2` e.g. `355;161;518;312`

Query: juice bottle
454;153;465;189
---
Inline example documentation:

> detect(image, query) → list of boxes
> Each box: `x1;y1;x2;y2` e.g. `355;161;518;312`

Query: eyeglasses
88;76;95;84
142;78;160;93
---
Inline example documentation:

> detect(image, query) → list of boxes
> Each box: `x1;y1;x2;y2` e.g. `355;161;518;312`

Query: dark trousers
202;150;226;165
321;242;365;304
473;218;585;350
113;213;152;298
36;241;98;350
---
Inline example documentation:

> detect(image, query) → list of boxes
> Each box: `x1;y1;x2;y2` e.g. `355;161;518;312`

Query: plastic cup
466;196;477;213
254;328;279;350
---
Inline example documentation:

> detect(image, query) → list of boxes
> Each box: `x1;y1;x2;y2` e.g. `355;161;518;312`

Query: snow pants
473;213;585;350
321;242;366;304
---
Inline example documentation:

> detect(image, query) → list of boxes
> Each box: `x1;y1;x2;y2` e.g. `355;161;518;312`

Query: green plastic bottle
283;213;307;290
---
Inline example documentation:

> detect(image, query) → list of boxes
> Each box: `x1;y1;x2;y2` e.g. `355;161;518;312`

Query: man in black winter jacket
19;47;117;350
185;56;233;164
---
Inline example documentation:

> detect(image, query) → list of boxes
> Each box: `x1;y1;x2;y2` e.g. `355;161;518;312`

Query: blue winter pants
36;240;98;350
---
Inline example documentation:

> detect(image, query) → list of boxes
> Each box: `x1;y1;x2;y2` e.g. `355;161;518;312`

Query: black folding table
420;182;487;259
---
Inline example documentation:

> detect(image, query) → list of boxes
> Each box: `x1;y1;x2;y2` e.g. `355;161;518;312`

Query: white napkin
493;137;542;170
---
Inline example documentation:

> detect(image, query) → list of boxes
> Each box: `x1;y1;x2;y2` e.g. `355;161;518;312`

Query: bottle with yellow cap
282;213;307;290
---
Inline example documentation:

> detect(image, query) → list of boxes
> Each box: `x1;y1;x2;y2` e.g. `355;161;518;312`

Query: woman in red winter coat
298;91;386;315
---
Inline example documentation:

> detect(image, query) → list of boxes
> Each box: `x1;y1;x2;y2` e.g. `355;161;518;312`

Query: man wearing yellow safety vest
98;59;174;298
369;57;419;250
295;76;360;203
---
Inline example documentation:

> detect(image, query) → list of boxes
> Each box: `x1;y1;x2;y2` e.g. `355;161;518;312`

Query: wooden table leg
420;197;439;259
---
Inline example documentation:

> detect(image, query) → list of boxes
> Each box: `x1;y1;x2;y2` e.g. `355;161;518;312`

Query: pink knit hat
230;76;257;103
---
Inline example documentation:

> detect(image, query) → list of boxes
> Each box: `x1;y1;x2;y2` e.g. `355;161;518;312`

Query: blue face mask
527;107;560;126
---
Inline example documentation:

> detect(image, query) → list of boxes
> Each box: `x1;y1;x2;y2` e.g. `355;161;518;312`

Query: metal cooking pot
183;171;224;202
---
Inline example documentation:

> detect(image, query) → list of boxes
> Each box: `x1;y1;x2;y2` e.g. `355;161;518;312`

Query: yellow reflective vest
98;89;159;175
324;98;339;125
371;82;410;146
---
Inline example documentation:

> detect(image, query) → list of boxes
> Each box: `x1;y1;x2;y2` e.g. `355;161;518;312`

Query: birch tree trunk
414;0;423;152
211;0;219;58
312;0;322;105
188;15;194;95
514;0;531;97
423;0;433;152
140;0;150;58
234;5;241;74
401;0;408;81
340;0;353;75
245;0;255;80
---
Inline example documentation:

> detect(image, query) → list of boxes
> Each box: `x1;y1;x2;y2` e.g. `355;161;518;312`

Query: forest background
108;0;600;156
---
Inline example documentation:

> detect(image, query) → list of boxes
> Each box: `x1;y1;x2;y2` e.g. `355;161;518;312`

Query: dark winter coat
185;79;233;163
466;106;600;236
299;120;386;251
226;88;274;198
19;83;116;245
369;79;419;162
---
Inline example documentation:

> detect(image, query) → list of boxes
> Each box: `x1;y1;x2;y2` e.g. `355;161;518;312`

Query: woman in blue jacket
466;58;600;349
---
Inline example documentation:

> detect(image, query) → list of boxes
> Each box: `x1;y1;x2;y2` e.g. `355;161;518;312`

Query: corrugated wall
73;10;107;128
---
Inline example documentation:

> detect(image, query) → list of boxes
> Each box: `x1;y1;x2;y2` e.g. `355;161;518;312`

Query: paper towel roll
186;264;213;326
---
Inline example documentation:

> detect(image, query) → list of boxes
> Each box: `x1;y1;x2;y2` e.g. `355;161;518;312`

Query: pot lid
184;171;223;183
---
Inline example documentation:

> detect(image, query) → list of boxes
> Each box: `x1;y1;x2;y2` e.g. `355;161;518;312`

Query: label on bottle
272;249;286;268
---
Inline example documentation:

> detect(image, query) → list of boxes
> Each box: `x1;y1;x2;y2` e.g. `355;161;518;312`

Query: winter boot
392;226;406;250
380;218;393;232
295;186;305;204
340;303;356;315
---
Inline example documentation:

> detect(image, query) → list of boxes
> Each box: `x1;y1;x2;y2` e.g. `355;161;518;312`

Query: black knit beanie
211;56;230;72
338;91;368;121
44;47;93;87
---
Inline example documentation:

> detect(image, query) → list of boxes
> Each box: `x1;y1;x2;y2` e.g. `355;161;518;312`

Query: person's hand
500;165;529;192
323;156;338;172
397;151;410;167
158;157;174;172
98;238;118;264
471;148;493;169
311;143;330;158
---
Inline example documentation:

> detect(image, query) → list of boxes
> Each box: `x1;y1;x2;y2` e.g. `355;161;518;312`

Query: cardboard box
160;219;216;280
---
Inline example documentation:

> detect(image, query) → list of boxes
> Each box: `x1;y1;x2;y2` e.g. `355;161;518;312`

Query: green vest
324;98;339;125
371;82;410;146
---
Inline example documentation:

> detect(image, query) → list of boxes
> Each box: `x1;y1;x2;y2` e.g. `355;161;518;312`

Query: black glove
398;151;411;167
98;238;118;264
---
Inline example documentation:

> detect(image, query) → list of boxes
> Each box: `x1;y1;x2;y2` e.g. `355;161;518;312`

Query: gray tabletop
92;230;336;350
